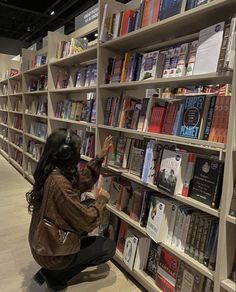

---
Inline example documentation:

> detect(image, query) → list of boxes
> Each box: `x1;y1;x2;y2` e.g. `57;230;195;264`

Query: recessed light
94;33;98;37
83;37;87;41
50;10;55;15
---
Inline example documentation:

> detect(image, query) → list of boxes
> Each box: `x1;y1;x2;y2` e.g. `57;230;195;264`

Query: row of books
12;133;23;149
0;85;8;95
29;122;47;140
10;81;22;94
105;20;235;83
25;99;47;116
27;140;44;161
106;136;224;209
11;149;23;166
0;113;8;125
55;64;97;89
13;99;23;112
12;116;22;130
30;55;47;69
76;130;95;159
55;93;96;123
104;85;230;143
56;38;88;59
101;0;208;42
28;75;48;92
110;217;214;292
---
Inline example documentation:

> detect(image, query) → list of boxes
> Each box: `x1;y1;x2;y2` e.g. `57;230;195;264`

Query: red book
120;10;134;36
89;135;95;158
161;103;178;135
130;189;143;222
148;106;166;133
116;221;129;254
142;0;151;27
152;0;161;23
156;248;180;292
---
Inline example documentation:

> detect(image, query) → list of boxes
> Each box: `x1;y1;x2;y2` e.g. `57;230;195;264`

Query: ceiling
0;0;99;44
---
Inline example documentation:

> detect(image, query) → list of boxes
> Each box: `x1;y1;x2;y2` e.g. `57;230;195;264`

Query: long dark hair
26;128;81;213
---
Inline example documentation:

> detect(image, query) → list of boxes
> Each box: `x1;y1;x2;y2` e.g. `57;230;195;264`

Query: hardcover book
123;229;139;270
139;50;165;80
145;241;162;279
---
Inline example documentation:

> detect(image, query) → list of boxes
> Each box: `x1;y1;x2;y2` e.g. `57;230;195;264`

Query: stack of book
113;219;214;291
13;116;22;130
29;122;47;140
27;140;44;161
12;133;23;148
30;55;47;69
28;75;48;92
26;99;48;116
104;84;231;144
100;0;183;42
56;37;88;59
55;92;96;123
13;99;23;112
76;130;95;159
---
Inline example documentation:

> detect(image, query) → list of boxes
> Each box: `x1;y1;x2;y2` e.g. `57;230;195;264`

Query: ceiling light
27;27;31;32
83;37;87;41
94;33;98;37
50;10;55;15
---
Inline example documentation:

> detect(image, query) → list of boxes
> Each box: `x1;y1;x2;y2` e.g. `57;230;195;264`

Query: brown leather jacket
29;158;107;270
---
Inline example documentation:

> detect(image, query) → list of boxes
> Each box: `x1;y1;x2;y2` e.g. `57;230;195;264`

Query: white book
123;229;139;270
113;12;122;39
180;213;192;251
133;237;151;270
193;21;225;74
224;17;236;70
166;202;182;244
141;140;155;183
146;197;172;243
99;4;108;42
122;138;132;169
139;50;165;80
142;89;159;132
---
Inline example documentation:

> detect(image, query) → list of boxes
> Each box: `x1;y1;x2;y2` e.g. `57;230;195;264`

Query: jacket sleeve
78;157;103;194
53;176;107;233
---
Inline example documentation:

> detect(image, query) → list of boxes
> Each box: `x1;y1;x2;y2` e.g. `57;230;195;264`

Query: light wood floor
0;155;142;292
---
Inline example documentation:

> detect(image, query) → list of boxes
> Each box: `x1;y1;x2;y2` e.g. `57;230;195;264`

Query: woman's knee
103;238;116;258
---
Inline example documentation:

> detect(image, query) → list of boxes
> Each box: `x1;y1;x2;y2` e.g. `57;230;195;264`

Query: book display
0;1;236;291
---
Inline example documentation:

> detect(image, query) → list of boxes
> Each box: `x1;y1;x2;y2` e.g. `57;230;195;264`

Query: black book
190;157;224;209
145;241;162;279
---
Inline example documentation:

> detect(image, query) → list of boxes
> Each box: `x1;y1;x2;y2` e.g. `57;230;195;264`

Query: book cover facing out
190;157;224;208
156;149;182;195
180;95;206;139
145;241;162;279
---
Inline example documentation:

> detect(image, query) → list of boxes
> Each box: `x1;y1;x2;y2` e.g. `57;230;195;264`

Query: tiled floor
0;155;142;292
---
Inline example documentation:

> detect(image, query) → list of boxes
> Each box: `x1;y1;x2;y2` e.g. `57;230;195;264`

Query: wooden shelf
80;155;93;162
8;73;22;81
24;90;48;95
49;46;97;67
0;135;8;142
114;249;160;292
9;92;23;96
108;205;215;280
24;112;48;119
9;158;23;173
101;0;236;51
0;123;8;128
100;73;232;90
24;64;48;75
0;109;8;112
9;127;23;134
0;148;9;160
0;94;8;97
9;110;23;114
50;117;96;128
25;171;35;184
9;142;23;152
98;125;225;152
227;215;236;224
50;85;96;94
0;78;8;84
24;132;46;143
24;151;39;163
221;279;236;292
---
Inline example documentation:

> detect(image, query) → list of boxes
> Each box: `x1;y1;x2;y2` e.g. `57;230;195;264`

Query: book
109;181;123;207
198;217;213;264
146;197;172;243
203;222;219;267
229;186;236;217
208;223;219;270
142;89;159;132
156;149;189;195
134;236;151;270
231;250;236;283
186;40;198;76
139;190;153;227
117;221;129;254
130;186;143;222
182;153;197;197
145;241;162;279
129;139;146;177
123;229;139;270
166;202;182;244
190;156;224;208
139;50;165;80
203;96;217;140
159;0;182;20
120;9;134;36
148;105;166;133
156;248;180;292
141;140;156;183
161;103;179;134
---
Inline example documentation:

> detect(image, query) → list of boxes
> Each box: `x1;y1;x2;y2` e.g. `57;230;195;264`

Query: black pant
43;236;116;285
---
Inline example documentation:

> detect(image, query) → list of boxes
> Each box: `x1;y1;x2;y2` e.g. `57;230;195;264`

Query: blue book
203;96;217;140
172;103;184;136
179;95;206;139
159;0;183;20
186;0;197;10
141;140;155;183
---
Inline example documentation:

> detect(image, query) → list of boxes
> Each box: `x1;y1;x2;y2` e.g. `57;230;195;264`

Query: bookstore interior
0;0;236;291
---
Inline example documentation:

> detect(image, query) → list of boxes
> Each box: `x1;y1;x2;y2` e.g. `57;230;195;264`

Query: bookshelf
0;1;235;291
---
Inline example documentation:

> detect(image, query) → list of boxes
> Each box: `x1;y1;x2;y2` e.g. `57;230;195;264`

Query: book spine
180;214;192;251
189;214;200;257
198;218;212;264
211;162;224;209
182;153;197;197
171;208;181;247
203;96;217;140
208;223;219;270
203;221;218;267
193;216;205;260
185;213;196;254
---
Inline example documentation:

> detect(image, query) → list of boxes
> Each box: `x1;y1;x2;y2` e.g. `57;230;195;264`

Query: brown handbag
32;182;81;256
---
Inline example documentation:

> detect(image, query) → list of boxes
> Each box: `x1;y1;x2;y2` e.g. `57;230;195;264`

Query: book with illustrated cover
129;139;146;177
123;229;139;270
156;248;180;292
190;157;224;208
139;50;165;80
109;181;123;207
117;221;129;254
182;153;197;197
145;241;162;279
130;186;144;222
134;236;151;270
156;149;189;195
